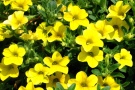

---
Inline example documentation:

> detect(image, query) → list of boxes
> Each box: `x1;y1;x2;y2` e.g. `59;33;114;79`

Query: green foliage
54;82;76;90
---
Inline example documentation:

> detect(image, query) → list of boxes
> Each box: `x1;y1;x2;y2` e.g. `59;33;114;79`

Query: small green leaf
119;66;127;73
111;72;125;78
91;69;102;76
122;81;130;87
56;4;62;13
48;0;57;11
108;63;120;73
68;83;76;90
101;86;110;90
110;0;117;4
89;15;96;21
55;88;60;90
97;84;101;90
56;82;64;90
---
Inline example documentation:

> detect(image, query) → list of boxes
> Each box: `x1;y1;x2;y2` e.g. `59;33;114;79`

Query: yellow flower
43;51;70;74
46;72;70;90
114;48;133;69
78;46;103;68
94;20;114;39
0;59;19;81
2;44;26;65
47;21;66;42
0;23;12;41
75;29;104;52
18;82;44;90
3;11;28;30
25;63;49;85
35;22;52;46
106;18;129;42
106;1;131;20
63;4;89;30
11;0;32;11
56;0;66;12
68;71;98;90
98;76;120;90
2;0;14;6
20;30;39;40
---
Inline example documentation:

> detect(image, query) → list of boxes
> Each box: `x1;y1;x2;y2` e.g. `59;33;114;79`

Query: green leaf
89;15;96;21
91;69;102;76
111;72;125;78
56;4;62;13
55;88;60;90
108;63;120;73
99;0;107;10
119;66;127;73
48;0;57;11
26;15;36;21
92;0;100;4
97;84;101;90
101;86;110;90
77;0;86;8
56;82;65;90
121;26;128;35
122;81;130;87
110;0;117;4
68;83;76;90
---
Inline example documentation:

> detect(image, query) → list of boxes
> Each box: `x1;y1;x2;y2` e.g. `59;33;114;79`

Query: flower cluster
0;0;135;90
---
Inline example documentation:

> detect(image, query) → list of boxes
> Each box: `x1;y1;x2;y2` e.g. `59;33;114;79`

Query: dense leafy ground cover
0;0;135;90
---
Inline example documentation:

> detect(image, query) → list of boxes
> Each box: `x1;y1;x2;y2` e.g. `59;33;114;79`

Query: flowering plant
0;0;135;90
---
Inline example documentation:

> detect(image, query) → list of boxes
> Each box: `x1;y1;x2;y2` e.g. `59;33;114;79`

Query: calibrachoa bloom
43;51;70;74
2;0;14;6
47;21;66;42
94;20;114;39
25;63;49;85
0;23;12;41
98;75;120;90
11;0;33;11
68;71;98;90
56;0;66;12
20;30;39;41
3;11;28;30
0;59;19;81
106;1;131;20
63;4;89;30
106;18;129;42
114;48;133;69
18;82;44;90
46;72;70;90
2;44;26;65
75;29;104;52
35;22;52;45
78;46;103;68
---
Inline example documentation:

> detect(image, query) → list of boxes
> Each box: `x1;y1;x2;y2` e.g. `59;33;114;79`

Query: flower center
13;52;18;57
86;40;92;45
38;71;44;74
88;52;94;56
113;25;119;30
57;33;62;38
118;12;124;16
81;82;87;87
120;56;125;59
53;78;59;83
52;61;58;65
73;15;78;20
103;83;109;86
8;65;14;70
